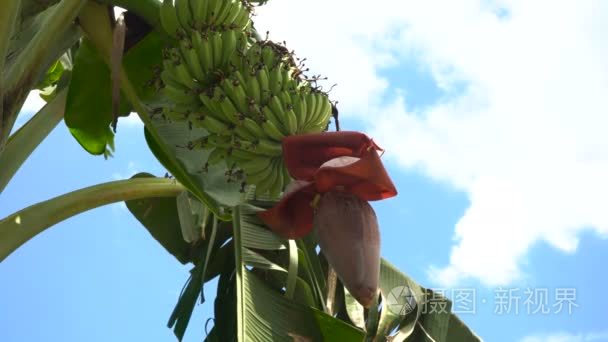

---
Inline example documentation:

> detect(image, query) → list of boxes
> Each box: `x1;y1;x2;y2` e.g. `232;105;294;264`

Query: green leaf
233;205;324;341
372;259;480;342
446;312;481;341
65;38;128;154
312;307;366;341
65;30;163;155
0;88;67;194
206;253;237;341
143;119;244;215
168;259;206;341
0;176;183;261
125;173;192;264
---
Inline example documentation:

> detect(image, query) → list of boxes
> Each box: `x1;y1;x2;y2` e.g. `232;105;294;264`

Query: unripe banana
268;158;284;198
249;138;282;156
235;114;258;134
208;0;224;25
192;31;212;73
190;0;209;28
195;114;231;135
261;119;285;142
290;91;306;128
206;147;227;165
160;0;181;38
215;1;234;25
304;90;318;127
179;38;205;81
239;156;270;175
246;158;273;185
207;134;232;149
282;106;298;135
245;73;262;104
221;29;238;68
220;78;249;114
306;92;331;130
175;0;193;30
211;31;223;70
231;123;256;141
268;65;283;95
216;94;241;124
256;67;271;103
261;105;288;135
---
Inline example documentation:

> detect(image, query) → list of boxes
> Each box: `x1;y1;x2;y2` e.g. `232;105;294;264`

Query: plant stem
0;88;67;194
0;0;23;133
232;205;245;342
0;177;184;261
1;0;86;153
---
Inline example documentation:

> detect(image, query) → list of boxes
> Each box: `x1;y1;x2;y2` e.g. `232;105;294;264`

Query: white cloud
520;331;608;342
119;113;143;127
112;161;139;180
20;90;46;115
255;0;608;286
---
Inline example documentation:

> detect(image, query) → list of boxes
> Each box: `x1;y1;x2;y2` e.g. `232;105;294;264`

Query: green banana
249;138;282;156
210;31;222;69
209;0;224;25
232;122;257;140
268;65;283;95
261;119;285;142
304;90;318;127
257;67;271;103
207;134;232;149
230;147;261;162
179;38;205;81
161;68;186;90
268;158;284;198
216;94;241;124
167;58;197;89
221;29;238;68
175;0;193;30
280;161;291;188
240;116;266;139
239;156;271;175
308;92;331;128
192;31;212;73
261;45;275;67
254;161;280;197
282;106;298;134
220;78;249;114
290;91;306;128
160;0;180;37
206;147;227;165
163;83;198;105
245;73;262;104
215;0;234;25
232;4;251;29
246;160;275;190
225;1;246;27
199;89;225;120
261;105;288;135
197;114;231;135
190;0;209;28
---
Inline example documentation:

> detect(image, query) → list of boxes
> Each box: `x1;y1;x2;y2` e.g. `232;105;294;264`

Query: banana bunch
160;0;252;36
156;0;333;198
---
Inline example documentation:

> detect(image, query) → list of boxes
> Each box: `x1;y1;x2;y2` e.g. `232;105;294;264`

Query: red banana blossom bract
258;131;397;239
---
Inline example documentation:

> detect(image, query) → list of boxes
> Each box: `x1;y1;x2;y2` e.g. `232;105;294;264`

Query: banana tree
0;0;480;340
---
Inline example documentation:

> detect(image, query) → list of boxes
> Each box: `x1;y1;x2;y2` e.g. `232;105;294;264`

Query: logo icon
386;286;417;315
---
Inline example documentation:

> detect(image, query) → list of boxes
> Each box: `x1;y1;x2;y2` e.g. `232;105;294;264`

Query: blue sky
3;0;608;341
